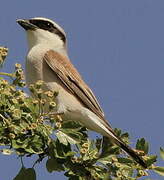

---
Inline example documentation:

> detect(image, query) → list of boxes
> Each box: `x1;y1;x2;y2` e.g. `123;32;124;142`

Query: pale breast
26;45;45;85
26;44;83;115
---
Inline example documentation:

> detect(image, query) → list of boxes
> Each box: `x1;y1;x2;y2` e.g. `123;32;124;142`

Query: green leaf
114;128;122;136
13;167;36;180
160;147;164;160
136;138;149;154
145;155;157;167
56;131;69;145
95;138;102;152
64;151;76;157
46;158;65;172
63;129;83;142
53;140;73;159
97;156;113;165
13;167;26;180
12;138;28;149
56;130;79;145
101;137;118;158
153;166;164;176
121;132;130;144
24;168;36;180
118;157;134;164
62;121;82;130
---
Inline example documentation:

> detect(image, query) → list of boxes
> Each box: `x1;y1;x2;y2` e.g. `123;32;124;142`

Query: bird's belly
25;45;86;122
26;56;83;116
25;60;42;85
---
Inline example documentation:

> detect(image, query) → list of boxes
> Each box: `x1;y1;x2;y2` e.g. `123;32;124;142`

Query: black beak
17;19;36;30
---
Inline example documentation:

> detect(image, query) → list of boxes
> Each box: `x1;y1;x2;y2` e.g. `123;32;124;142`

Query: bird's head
17;17;66;50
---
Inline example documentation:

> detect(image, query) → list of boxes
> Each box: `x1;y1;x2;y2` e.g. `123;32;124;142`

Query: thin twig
0;72;15;78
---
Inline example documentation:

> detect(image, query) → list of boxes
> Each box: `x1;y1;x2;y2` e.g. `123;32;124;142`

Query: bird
17;17;147;168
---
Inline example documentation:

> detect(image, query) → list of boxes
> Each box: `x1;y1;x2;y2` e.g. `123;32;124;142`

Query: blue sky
0;0;164;179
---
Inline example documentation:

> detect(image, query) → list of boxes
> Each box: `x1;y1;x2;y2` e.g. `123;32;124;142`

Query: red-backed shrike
17;17;147;168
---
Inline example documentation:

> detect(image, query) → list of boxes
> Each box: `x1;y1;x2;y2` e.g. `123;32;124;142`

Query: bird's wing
43;50;148;168
44;50;107;121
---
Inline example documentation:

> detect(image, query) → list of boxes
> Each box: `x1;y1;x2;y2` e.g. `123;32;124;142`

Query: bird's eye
46;22;51;27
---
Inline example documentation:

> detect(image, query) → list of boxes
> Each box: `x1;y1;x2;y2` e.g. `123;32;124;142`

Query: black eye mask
29;19;66;42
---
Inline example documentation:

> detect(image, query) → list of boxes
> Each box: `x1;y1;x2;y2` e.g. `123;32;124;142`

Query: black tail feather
118;140;147;168
104;125;147;168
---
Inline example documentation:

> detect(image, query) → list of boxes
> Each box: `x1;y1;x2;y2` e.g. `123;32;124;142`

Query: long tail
116;138;147;168
102;123;147;168
86;112;147;168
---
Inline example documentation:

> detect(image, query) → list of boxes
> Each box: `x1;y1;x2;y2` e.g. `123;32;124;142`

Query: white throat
26;29;65;52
